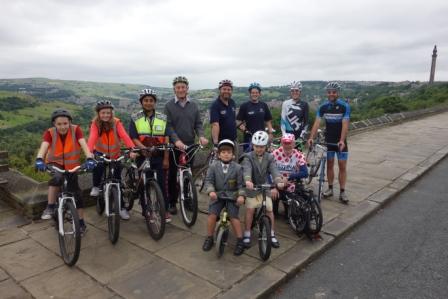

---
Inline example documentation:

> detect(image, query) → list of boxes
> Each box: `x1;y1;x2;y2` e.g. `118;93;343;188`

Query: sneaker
202;236;214;251
80;223;87;237
339;192;349;204
168;205;178;215
322;188;334;198
271;235;280;248
234;239;245;256
41;207;55;220
165;212;172;223
119;209;130;220
90;187;100;197
243;235;251;248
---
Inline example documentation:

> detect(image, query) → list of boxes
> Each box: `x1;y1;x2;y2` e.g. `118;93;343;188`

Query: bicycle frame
98;156;125;217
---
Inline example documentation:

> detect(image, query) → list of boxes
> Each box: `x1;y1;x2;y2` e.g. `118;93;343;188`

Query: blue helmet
248;82;261;92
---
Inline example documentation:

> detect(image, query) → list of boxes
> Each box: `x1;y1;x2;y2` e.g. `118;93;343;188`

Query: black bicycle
94;153;127;244
194;148;217;193
121;158;139;212
47;164;87;266
285;180;323;240
251;184;274;261
132;146;170;240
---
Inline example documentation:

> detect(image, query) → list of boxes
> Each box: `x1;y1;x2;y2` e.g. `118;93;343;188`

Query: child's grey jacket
204;160;246;199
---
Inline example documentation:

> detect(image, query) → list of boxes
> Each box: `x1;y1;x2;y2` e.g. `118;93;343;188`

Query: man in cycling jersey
281;81;309;142
307;82;350;204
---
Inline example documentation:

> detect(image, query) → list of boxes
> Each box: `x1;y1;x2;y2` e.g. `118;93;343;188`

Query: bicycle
306;129;325;184
284;179;323;240
46;164;87;266
121;158;139;212
194;148;217;193
250;184;274;261
133;145;170;240
170;144;201;227
93;152;127;244
214;192;236;258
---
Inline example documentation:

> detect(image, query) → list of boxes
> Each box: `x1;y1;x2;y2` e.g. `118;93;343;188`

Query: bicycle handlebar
46;164;84;174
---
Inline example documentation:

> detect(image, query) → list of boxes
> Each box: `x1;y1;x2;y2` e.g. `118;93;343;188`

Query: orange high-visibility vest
46;125;81;170
94;118;121;158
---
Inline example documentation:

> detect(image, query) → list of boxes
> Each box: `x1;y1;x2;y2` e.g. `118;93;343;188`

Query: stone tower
429;45;437;84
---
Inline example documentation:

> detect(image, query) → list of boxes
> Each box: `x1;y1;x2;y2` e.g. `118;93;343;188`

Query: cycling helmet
218;79;233;89
325;82;341;91
139;88;157;102
248;82;261;92
172;76;189;86
251;131;269;146
95;100;114;112
218;139;235;152
51;109;72;122
289;81;303;91
281;133;295;144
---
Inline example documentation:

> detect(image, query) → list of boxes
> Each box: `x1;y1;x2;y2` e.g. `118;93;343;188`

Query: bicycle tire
288;197;309;235
180;172;198;227
194;164;209;193
108;185;120;244
144;180;166;240
258;216;272;261
306;199;323;237
58;201;81;266
216;227;228;258
122;168;137;211
306;149;322;184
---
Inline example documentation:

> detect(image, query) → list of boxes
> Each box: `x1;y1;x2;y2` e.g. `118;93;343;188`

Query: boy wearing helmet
281;81;309;141
35;109;95;235
241;131;284;248
202;139;246;255
308;82;350;204
236;83;274;152
272;133;308;219
129;89;172;221
87;100;137;220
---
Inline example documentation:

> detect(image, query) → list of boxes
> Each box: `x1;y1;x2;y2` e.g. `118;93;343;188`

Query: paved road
270;157;448;299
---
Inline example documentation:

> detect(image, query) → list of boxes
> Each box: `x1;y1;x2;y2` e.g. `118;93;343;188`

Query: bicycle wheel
216;226;228;258
180;172;198;227
288;197;309;235
58;200;81;266
306;149;322;184
122;168;137;211
306;199;323;237
108;185;120;244
258;216;272;261
144;180;166;240
194;164;209;192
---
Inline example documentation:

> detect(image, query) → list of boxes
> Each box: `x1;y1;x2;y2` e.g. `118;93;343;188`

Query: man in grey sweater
165;76;208;214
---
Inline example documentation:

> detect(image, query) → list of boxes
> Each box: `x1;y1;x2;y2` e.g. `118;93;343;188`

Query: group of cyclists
34;76;350;256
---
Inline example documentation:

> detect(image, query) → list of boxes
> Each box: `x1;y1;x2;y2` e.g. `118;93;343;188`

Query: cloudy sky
1;0;447;88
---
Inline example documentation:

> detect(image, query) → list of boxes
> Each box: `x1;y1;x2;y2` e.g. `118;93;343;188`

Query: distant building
429;45;437;84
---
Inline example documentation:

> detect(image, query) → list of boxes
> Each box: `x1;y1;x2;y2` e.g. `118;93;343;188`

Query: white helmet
218;139;235;152
289;81;303;91
251;131;269;146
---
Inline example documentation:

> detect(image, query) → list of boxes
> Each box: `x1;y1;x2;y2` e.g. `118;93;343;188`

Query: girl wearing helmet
240;131;285;248
87;100;137;220
236;82;274;152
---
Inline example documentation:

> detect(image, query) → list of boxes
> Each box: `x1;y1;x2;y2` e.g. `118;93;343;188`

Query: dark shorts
327;144;349;161
209;199;240;219
48;172;83;208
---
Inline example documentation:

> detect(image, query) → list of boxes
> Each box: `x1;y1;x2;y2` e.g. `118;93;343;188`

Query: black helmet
325;82;341;91
51;109;72;122
218;79;233;89
95;100;114;112
172;76;189;86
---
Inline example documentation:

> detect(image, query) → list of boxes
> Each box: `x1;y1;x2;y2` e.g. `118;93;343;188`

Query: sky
1;0;447;89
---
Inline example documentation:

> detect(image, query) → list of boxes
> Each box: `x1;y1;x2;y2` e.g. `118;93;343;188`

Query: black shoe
234;239;245;256
169;205;178;215
202;236;214;251
271;236;280;248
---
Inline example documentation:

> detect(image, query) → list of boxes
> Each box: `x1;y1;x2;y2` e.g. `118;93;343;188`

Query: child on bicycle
87;100;137;220
241;131;284;249
272;133;308;221
202;139;246;256
35;109;95;235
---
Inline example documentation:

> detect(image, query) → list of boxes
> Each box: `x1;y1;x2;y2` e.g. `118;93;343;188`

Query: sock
340;189;345;193
79;219;85;226
244;230;251;237
328;185;333;190
271;229;275;237
48;203;56;209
